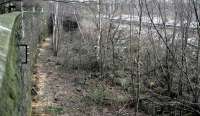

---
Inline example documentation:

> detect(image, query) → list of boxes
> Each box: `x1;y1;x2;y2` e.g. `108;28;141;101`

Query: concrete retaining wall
0;12;47;116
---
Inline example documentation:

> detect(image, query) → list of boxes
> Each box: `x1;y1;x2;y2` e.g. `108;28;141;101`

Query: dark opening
63;18;78;32
48;14;54;34
48;15;78;34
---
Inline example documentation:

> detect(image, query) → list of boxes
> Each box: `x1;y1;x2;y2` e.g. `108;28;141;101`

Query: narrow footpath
31;38;85;116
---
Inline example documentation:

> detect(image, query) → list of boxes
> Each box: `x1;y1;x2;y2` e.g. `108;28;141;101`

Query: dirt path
31;38;84;116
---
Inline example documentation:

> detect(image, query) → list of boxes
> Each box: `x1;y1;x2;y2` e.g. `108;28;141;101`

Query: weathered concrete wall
0;12;22;116
0;12;47;116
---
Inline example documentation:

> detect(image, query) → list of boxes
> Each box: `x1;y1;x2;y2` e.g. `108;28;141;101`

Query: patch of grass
113;94;129;104
183;113;193;116
83;85;112;106
46;106;64;115
114;78;131;90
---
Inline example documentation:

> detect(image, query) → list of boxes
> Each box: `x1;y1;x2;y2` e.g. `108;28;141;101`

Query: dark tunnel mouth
48;15;79;34
63;19;79;32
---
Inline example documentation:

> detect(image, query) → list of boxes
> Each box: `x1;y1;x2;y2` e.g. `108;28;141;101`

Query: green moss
0;12;22;116
0;12;48;116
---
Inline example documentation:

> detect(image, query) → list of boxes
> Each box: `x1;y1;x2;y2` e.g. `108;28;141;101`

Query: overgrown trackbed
31;38;85;116
31;37;146;116
31;37;116;116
